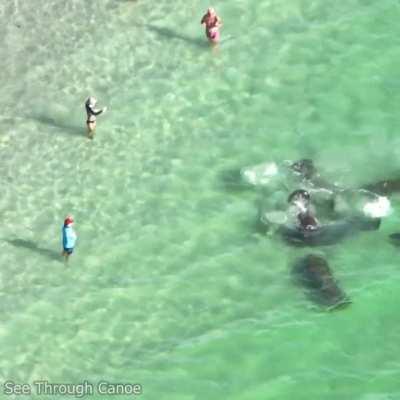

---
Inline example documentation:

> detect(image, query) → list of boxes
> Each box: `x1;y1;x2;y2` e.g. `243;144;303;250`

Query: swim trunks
207;28;220;42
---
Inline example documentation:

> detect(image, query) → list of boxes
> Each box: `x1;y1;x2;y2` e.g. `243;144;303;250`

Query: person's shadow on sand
30;114;83;138
140;24;208;48
5;239;61;262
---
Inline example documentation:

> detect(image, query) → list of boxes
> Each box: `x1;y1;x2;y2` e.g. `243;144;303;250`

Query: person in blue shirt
62;215;77;262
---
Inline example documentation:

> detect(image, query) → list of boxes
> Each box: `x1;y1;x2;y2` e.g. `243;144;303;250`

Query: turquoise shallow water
1;0;400;399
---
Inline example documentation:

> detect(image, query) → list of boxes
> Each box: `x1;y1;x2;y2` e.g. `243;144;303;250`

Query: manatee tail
350;216;381;231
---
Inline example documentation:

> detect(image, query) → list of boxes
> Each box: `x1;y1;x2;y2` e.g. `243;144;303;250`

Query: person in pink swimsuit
200;7;222;43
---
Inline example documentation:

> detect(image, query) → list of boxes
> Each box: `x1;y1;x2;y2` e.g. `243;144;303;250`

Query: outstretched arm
89;105;107;116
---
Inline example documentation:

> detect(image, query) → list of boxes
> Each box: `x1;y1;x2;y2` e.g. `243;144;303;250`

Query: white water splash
241;162;278;186
363;196;391;218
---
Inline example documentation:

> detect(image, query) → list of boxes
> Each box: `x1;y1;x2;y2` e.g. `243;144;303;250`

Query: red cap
64;216;74;226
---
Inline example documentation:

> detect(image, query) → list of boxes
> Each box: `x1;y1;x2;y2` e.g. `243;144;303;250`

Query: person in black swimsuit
85;96;107;139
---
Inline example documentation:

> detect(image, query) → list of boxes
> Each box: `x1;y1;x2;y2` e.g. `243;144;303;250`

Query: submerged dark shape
219;168;254;192
290;159;316;180
389;232;400;246
290;159;338;191
292;254;351;310
279;217;380;247
361;178;400;196
296;160;400;197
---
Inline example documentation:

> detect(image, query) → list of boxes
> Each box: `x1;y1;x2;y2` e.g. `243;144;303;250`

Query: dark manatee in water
361;178;400;196
290;159;316;180
293;159;400;196
279;217;381;247
292;254;351;310
290;159;338;192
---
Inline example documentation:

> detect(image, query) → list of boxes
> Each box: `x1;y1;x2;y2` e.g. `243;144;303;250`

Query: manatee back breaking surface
361;178;400;196
292;254;351;310
280;217;380;247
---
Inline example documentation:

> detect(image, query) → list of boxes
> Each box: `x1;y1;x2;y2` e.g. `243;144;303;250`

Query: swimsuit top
85;102;103;121
202;14;219;29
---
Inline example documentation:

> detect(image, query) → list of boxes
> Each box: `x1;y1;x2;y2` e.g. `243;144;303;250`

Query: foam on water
241;162;279;186
1;0;400;399
363;196;391;218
